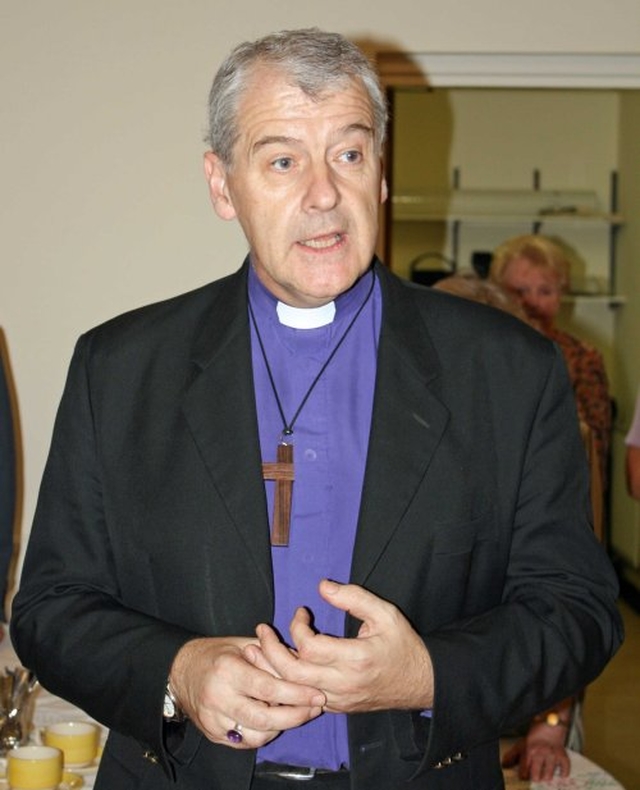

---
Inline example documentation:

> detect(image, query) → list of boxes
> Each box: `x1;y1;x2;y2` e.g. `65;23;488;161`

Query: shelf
391;184;623;300
562;294;626;307
392;188;623;225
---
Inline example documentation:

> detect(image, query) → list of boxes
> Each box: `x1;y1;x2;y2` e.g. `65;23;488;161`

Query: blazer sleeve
420;345;623;772
10;334;199;771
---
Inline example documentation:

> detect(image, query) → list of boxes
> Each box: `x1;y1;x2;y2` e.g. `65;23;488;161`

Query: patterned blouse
547;326;612;488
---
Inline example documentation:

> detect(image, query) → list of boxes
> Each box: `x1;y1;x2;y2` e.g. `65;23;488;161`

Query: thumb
318;580;383;629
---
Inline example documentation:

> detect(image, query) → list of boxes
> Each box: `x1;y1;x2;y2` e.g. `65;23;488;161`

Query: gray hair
205;27;388;166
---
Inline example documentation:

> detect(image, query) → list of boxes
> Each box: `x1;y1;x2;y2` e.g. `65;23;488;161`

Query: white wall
3;1;640;598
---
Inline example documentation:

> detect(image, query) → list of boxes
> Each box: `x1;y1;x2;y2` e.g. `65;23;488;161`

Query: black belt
254;761;349;781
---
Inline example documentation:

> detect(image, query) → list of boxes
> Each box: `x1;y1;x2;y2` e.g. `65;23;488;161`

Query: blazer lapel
351;266;449;586
182;264;273;599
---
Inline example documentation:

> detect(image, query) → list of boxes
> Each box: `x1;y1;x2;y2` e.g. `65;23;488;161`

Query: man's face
501;255;562;333
204;66;387;307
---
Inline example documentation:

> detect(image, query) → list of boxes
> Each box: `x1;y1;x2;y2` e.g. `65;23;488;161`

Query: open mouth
299;233;344;250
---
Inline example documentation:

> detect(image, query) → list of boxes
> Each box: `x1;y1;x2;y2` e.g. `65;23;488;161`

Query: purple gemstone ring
227;724;243;744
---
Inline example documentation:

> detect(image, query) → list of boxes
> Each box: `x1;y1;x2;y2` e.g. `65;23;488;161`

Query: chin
300;271;359;301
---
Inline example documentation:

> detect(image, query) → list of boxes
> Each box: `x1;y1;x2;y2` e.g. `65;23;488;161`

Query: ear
379;174;388;204
203;152;237;220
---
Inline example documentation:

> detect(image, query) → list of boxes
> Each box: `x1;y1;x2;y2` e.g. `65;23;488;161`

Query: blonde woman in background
490;234;612;490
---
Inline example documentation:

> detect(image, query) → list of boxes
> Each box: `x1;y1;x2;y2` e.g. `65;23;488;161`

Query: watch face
163;695;176;719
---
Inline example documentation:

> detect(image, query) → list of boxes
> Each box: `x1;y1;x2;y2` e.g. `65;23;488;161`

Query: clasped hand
170;580;433;749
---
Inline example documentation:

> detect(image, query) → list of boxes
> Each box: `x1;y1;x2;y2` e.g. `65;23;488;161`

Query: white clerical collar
276;300;336;329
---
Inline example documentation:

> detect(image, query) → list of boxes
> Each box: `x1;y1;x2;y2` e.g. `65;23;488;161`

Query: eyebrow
252;123;375;154
252;135;298;153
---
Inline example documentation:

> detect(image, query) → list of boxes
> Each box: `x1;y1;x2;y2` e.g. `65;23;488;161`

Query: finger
538;758;556;783
319;580;392;633
256;617;350;697
288;608;350;663
242;643;283;677
226;701;325;741
249;665;326;709
218;694;325;750
531;746;568;782
527;761;542;782
526;752;553;783
249;627;327;707
556;751;571;777
284;613;368;696
255;618;319;670
255;623;303;672
217;721;280;750
200;690;324;747
199;651;324;721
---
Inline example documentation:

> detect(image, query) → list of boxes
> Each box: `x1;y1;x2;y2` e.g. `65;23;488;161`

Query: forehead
506;256;558;284
234;65;375;144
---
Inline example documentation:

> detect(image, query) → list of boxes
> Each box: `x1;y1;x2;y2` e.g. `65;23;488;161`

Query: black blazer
11;260;622;789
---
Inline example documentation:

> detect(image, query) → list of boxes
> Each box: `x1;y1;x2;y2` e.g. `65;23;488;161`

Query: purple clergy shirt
249;264;381;769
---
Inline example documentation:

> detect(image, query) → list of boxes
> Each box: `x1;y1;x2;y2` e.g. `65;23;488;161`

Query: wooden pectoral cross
262;442;294;546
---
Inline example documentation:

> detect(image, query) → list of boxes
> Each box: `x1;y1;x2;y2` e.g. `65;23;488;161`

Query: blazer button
143;750;159;764
433;756;453;769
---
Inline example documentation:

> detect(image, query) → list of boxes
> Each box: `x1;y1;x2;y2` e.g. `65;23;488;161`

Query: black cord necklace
249;269;376;546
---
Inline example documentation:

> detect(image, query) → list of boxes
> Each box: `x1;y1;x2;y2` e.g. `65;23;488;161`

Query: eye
339;149;363;164
272;156;294;172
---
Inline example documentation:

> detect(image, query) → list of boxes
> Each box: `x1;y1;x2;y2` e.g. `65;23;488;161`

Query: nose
520;292;545;322
302;162;340;212
523;291;541;310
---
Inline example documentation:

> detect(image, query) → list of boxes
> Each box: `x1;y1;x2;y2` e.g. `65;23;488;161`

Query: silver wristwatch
163;681;186;722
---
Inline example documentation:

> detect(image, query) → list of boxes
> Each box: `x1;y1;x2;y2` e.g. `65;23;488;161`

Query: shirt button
304;448;317;461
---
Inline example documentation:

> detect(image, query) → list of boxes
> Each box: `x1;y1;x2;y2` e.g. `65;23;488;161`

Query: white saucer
62;758;99;775
61;771;84;789
0;777;82;790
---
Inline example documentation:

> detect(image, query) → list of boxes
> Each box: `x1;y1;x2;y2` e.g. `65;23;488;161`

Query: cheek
240;200;285;243
547;291;561;307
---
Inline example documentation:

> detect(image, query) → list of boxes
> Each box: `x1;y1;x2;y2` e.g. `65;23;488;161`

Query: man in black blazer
11;28;622;790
